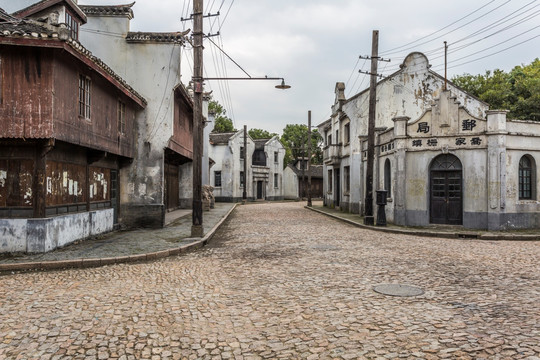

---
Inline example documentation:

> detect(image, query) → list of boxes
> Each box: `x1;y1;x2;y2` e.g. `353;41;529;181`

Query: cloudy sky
8;0;540;133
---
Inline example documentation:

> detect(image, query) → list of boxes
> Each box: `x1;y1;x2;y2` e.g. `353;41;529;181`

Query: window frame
344;166;350;193
274;151;278;163
344;123;350;144
214;171;222;187
384;159;391;196
65;11;79;40
519;155;535;200
240;171;244;188
78;74;91;120
274;173;279;188
328;169;333;192
117;99;126;135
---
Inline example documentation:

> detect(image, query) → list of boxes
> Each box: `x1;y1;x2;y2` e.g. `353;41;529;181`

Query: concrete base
191;225;204;238
0;209;114;254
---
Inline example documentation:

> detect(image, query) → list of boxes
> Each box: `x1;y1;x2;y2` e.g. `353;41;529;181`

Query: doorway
429;154;462;225
256;181;264;200
335;168;340;207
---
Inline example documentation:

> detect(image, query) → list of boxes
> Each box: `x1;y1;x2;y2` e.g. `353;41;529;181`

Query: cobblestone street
1;202;539;359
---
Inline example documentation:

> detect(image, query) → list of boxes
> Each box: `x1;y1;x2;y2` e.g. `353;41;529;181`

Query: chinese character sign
417;122;430;133
462;119;477;131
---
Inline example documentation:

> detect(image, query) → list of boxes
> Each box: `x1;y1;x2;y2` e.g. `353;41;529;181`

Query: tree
280;124;323;168
209;100;235;132
452;58;540;121
248;128;278;139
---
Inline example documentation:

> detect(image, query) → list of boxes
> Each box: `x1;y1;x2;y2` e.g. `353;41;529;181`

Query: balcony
323;144;342;165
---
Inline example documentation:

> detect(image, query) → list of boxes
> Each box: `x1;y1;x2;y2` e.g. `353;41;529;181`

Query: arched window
384;159;391;196
519;155;536;200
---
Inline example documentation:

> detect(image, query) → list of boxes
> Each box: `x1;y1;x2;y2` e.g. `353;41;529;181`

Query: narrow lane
1;202;539;359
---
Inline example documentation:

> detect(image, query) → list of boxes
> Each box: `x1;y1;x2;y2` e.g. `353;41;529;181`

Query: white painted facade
79;4;199;227
320;52;540;230
209;130;285;202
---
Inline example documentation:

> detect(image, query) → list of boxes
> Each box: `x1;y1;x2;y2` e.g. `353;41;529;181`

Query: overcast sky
9;0;540;133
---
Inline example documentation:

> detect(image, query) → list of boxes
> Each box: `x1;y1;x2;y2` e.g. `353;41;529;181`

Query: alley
0;202;539;359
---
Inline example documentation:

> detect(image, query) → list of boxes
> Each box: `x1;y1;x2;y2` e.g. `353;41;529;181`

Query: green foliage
248;128;278;140
280;124;323;168
209;100;235;133
452;58;540;121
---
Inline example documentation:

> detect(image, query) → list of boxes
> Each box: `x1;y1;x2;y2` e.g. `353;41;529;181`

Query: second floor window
117;100;126;134
214;171;222;187
78;75;91;119
240;146;245;159
65;12;79;40
274;151;278;163
344;123;350;144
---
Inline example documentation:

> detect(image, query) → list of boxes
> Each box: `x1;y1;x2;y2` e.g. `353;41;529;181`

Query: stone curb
305;206;540;241
0;204;238;274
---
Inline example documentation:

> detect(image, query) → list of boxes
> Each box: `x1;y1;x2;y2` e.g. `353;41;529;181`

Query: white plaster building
319;52;540;230
209;130;285;202
78;3;200;228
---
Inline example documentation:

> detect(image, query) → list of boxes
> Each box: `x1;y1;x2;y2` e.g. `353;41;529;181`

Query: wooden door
165;163;179;210
430;170;462;225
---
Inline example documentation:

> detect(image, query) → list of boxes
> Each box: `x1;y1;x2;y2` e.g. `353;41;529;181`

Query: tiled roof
209;132;236;145
253;138;269;150
0;7;20;23
288;164;323;178
0;19;146;107
79;2;135;19
126;30;189;44
12;0;87;24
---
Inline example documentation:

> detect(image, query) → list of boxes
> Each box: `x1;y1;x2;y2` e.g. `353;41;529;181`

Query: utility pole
444;41;448;91
191;0;204;237
243;125;247;202
307;110;312;207
364;30;379;226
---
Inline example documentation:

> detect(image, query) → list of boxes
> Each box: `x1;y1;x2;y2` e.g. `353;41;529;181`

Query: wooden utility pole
364;30;379;226
307;110;312;207
191;0;204;237
444;41;448;91
243;125;247;201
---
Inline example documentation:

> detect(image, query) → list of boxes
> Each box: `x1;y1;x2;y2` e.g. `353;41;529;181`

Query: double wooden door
430;170;462;225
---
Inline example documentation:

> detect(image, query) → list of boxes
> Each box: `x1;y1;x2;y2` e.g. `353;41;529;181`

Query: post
364;30;379;226
191;0;204;237
301;137;305;199
444;41;448;91
307;110;312;207
243;125;247;202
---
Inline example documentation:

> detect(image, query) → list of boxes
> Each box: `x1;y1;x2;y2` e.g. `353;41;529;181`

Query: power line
379;0;498;55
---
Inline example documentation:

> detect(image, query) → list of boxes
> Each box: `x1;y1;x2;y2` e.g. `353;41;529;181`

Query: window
328;134;332;145
335;130;339;144
519;155;535;200
78;75;91;119
240;146;245;159
344;123;350;144
214;171;222;187
274;151;278;163
240;171;244;187
274;173;279;188
117;100;126;134
65;11;79;40
384;159;391;196
344;166;350;192
328;169;332;192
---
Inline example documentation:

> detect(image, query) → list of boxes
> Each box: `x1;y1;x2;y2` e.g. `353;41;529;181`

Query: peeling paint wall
80;14;186;228
0;209;113;254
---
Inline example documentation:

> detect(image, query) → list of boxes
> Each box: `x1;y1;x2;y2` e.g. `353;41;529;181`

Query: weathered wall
81;14;185;228
0;208;113;254
283;166;299;200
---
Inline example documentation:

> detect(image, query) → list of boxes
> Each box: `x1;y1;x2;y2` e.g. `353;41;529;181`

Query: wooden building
0;3;146;252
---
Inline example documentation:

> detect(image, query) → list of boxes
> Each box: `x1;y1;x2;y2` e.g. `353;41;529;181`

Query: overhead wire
379;0;499;55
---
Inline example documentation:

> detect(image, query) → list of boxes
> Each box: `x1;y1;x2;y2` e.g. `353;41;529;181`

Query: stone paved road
1;202;539;360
